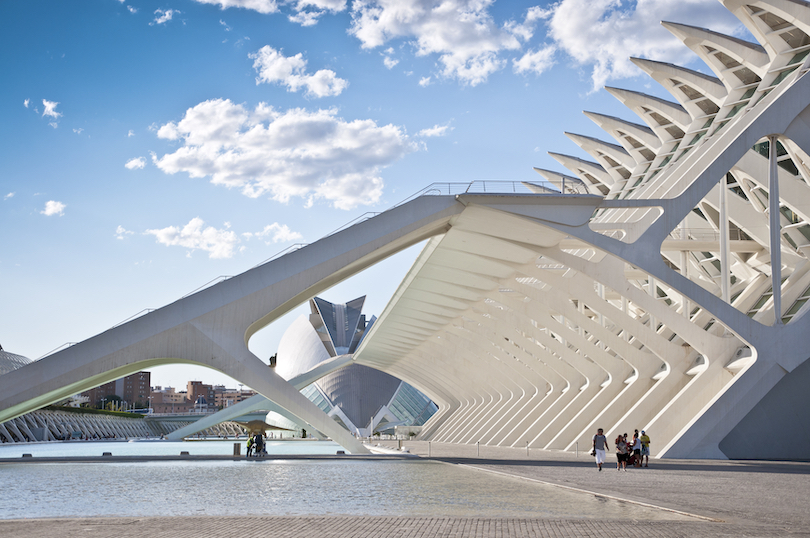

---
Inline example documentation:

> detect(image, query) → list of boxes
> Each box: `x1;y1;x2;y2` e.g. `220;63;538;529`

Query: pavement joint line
451;462;724;523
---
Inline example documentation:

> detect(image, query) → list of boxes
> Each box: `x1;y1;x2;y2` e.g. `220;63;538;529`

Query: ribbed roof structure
0;347;32;376
353;0;810;460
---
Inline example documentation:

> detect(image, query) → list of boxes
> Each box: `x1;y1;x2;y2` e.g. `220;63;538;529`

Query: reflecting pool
0;458;690;520
0;439;340;458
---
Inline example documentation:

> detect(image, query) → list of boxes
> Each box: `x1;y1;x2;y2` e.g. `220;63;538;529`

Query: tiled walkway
0;516;801;537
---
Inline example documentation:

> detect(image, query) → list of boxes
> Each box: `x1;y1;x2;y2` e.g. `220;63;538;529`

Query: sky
0;0;744;391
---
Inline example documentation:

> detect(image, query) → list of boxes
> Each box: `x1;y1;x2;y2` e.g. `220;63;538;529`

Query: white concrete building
2;0;809;459
274;297;437;437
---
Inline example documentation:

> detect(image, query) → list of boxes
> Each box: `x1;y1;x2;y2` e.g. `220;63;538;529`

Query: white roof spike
604;87;690;143
548;152;614;189
661;21;770;77
583;111;662;151
564;132;638;172
629;57;727;102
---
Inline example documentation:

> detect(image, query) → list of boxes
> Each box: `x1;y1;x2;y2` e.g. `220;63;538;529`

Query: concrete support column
0;423;15;443
597;282;606;348
7;421;25;442
769;135;782;325
720;174;731;303
681;220;690;318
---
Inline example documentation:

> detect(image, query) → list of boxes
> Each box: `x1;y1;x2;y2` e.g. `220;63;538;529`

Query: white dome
0;347;33;376
274;315;332;381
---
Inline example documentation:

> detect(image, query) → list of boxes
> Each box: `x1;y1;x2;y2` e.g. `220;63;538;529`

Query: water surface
0;439;339;458
0;458;690;520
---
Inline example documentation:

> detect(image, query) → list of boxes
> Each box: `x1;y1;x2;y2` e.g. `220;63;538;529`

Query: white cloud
151;8;180;25
153;99;415;209
418;124;452;137
543;0;743;90
115;225;135;240
192;0;345;24
287;0;346;25
41;200;66;216
127;5;137;13
418;76;431;87
3;192;14;200
23;99;29;108
145;217;239;259
192;0;348;23
288;10;321;26
220;19;231;30
382;47;399;69
42;99;62;119
48;122;58;129
73;128;84;134
513;44;556;76
125;157;146;170
191;0;279;14
249;46;348;98
128;129;135;137
349;0;540;86
254;222;303;243
504;5;553;42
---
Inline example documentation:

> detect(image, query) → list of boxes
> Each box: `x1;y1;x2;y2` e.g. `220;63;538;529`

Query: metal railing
36;179;576;359
110;308;157;328
668;228;751;241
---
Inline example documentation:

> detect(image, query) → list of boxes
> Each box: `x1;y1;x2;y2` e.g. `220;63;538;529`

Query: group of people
591;428;651;471
246;432;266;457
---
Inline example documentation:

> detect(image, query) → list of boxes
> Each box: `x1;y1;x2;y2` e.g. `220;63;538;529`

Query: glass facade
388;382;438;427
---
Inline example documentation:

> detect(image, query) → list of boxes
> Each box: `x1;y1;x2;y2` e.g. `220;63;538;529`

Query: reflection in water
0;440;343;458
0;460;690;520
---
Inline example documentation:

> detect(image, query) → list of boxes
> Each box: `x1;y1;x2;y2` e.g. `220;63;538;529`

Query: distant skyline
1;0;744;389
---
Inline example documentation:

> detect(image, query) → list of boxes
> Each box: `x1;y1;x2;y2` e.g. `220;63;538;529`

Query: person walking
592;428;610;471
615;434;628;471
631;432;642;467
640;430;651;467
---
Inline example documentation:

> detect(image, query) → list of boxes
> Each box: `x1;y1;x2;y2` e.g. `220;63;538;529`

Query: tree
97;394;122;410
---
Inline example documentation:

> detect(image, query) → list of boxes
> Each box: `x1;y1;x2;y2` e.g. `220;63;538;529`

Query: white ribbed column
769;135;782;325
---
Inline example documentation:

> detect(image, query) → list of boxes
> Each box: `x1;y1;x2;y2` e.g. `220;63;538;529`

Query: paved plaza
1;441;808;537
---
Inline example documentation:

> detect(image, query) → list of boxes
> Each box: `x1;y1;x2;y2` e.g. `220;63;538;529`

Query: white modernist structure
2;0;810;459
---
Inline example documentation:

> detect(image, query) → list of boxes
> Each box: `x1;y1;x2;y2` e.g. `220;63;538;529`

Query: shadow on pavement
431;457;810;475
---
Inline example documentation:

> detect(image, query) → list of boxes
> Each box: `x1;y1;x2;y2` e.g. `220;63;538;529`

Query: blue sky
0;0;743;390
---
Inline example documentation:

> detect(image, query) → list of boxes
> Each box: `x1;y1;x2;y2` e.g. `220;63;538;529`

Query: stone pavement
388;441;810;529
1;441;809;537
0;516;802;537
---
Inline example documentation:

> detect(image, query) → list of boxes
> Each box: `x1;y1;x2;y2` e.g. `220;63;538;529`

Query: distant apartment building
148;383;256;414
187;381;216;412
149;386;192;414
213;385;256;409
82;371;151;409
